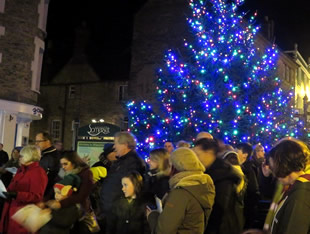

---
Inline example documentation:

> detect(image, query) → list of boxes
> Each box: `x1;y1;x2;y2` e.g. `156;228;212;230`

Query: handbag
79;210;101;233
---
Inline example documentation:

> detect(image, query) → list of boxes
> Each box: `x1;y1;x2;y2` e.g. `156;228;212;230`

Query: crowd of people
0;131;309;234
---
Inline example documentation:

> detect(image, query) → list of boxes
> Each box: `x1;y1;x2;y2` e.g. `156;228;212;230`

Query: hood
206;158;240;185
176;174;215;210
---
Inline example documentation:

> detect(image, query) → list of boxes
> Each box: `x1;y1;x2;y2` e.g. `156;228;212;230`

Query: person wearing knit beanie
39;174;82;234
170;147;205;173
54;174;81;199
147;147;215;234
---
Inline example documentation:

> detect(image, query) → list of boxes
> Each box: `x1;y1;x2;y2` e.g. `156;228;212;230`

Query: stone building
0;0;48;152
29;25;128;150
129;0;191;101
284;45;310;124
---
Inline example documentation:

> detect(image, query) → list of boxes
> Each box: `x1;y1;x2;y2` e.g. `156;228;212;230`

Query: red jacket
0;161;48;234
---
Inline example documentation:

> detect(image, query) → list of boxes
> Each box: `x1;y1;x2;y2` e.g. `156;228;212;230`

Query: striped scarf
263;171;310;231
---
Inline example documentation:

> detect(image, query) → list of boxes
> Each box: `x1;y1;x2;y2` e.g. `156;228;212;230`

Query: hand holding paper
11;204;52;233
0;180;7;199
5;167;18;175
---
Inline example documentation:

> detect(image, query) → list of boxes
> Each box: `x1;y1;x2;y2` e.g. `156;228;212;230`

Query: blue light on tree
128;0;300;156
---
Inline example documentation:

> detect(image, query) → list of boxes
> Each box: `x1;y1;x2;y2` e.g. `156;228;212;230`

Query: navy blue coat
100;150;146;215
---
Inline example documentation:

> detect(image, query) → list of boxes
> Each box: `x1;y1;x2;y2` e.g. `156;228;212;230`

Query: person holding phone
147;147;215;234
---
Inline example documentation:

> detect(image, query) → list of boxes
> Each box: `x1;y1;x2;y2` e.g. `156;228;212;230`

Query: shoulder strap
297;174;310;182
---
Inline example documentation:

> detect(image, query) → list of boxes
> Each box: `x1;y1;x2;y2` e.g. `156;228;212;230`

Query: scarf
64;167;83;176
169;171;205;189
264;173;310;231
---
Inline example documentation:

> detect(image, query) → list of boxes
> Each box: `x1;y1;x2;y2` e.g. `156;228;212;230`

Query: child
106;171;150;234
40;174;81;234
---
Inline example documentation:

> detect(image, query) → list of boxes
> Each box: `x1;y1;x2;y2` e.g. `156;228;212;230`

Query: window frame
51;119;61;140
0;0;5;13
37;0;49;32
68;85;76;99
119;85;128;101
31;37;45;93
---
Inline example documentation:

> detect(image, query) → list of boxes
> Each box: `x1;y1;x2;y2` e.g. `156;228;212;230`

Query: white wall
16;122;30;147
1;113;17;154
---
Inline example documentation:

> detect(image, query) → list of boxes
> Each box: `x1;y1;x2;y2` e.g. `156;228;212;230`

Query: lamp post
303;95;310;130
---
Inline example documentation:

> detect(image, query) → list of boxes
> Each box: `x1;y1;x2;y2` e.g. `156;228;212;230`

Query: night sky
242;0;310;59
43;0;310;83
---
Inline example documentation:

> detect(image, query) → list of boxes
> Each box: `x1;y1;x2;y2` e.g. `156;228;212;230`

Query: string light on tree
128;0;301;156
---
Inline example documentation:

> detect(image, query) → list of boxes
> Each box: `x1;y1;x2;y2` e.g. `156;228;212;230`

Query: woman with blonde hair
144;148;171;199
0;145;48;234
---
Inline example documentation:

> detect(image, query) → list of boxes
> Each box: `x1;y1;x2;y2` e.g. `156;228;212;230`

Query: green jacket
271;177;310;234
148;173;215;234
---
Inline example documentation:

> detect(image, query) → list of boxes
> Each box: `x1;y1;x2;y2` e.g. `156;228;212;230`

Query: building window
285;66;290;82
119;85;128;101
31;37;45;93
290;68;294;84
51;120;61;140
298;68;302;85
0;0;5;13
68;85;76;99
0;26;4;36
38;0;49;31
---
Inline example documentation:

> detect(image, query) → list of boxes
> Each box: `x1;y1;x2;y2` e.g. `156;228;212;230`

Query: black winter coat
242;160;261;228
205;158;244;234
39;146;61;199
0;150;8;167
250;157;276;200
143;169;170;200
100;150;146;214
39;205;79;234
106;197;150;234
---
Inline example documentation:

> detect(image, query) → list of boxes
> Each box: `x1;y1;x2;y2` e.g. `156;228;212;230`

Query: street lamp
303;95;310;129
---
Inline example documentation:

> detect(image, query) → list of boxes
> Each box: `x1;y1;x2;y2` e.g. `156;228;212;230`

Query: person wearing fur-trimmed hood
147;147;215;234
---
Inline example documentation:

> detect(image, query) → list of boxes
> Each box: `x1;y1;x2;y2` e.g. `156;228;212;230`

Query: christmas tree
128;0;300;157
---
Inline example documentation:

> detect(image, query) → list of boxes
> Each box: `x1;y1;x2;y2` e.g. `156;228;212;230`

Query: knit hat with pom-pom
54;174;81;197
